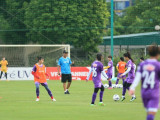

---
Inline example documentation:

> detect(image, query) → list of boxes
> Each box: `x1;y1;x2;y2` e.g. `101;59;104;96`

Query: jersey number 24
142;71;155;89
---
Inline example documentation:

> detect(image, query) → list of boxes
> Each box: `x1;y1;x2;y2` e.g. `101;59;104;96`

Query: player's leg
35;82;40;101
115;78;119;85
146;98;159;120
126;83;136;102
99;85;105;106
4;69;8;81
122;78;125;85
146;112;156;120
108;74;112;89
121;81;127;101
91;87;99;106
61;74;67;94
41;83;56;101
116;73;120;86
66;74;72;94
0;71;3;79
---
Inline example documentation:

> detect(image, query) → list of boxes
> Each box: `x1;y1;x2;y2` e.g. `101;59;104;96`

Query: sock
45;87;53;97
122;87;126;96
5;73;7;79
91;93;97;104
0;72;3;79
100;91;104;102
51;96;53;99
109;81;112;87
132;94;136;98
146;114;154;120
36;88;39;98
122;95;125;98
122;79;125;84
116;79;119;85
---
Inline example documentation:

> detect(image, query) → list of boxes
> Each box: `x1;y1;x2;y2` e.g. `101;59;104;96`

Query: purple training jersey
126;60;135;83
107;60;113;74
91;61;103;88
137;59;160;110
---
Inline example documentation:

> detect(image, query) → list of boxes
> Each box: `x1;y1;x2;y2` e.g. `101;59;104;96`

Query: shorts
123;81;132;88
61;74;72;83
94;82;103;88
125;76;135;83
107;73;112;79
117;73;126;79
1;68;7;73
142;96;159;112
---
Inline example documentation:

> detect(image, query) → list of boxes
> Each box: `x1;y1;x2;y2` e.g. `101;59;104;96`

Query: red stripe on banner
46;67;92;80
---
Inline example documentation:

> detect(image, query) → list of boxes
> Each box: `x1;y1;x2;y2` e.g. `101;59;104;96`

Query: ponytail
124;52;134;63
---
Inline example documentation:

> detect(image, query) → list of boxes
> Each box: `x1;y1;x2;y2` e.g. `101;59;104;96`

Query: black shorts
123;81;132;88
61;74;72;83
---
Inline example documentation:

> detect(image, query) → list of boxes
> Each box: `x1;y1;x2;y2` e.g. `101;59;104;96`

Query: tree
24;0;110;52
116;0;160;34
0;0;31;44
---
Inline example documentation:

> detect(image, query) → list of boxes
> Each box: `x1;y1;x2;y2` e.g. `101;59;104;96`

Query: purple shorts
117;73;126;79
107;73;112;79
142;95;159;112
94;82;103;88
125;76;135;83
35;81;48;86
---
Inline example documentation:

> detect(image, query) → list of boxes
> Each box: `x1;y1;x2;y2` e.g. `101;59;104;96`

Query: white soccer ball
155;25;160;31
103;84;109;88
112;84;116;88
113;94;120;101
117;84;123;88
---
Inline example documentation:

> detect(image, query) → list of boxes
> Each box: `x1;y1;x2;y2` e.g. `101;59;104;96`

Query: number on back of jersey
142;71;155;89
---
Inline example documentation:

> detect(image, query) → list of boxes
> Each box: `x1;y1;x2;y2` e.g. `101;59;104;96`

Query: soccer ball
103;84;109;88
113;94;120;101
155;25;160;31
112;84;116;88
117;84;123;88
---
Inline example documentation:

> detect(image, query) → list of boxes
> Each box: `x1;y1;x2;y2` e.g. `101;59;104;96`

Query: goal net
0;45;70;67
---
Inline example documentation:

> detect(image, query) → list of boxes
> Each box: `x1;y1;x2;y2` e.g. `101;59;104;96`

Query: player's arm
44;65;49;77
129;72;141;95
86;68;92;81
103;65;111;70
122;63;132;76
31;66;40;79
121;67;131;76
129;65;142;95
101;70;108;79
116;64;119;71
57;58;61;75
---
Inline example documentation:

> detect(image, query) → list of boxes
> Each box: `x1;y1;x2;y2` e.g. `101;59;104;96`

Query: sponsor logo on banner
3;67;114;81
46;67;92;80
1;67;33;80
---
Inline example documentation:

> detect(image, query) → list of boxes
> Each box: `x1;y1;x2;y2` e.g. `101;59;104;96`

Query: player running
115;57;126;87
0;57;8;81
104;56;113;89
32;57;56;102
120;52;136;102
86;53;108;106
129;45;160;120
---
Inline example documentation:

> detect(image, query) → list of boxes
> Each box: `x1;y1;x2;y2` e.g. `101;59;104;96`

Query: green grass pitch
0;80;159;120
